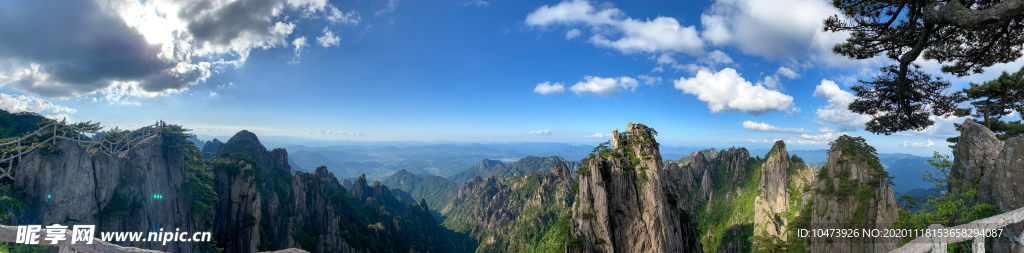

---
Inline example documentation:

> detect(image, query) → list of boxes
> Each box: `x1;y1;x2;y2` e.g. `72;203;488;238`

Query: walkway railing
0;121;165;181
890;206;1024;253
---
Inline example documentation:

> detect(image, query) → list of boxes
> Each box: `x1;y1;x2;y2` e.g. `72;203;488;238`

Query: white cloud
570;76;639;98
813;79;871;131
894;115;964;138
705;50;734;64
754;66;800;90
776;66;799;79
217;82;236;89
586;133;608;138
566;28;582;40
673;68;794;115
818;127;836;133
317;27;341;47
758;75;781;90
533;82;566;95
465;0;489;7
637;74;662;85
653;53;706;73
327;7;360;25
728;128;850;145
376;0;399;17
0;93;77;122
525;0;704;55
800;131;849;142
698;0;858;67
209;91;218;96
742;120;807;133
900;139;934;147
289;37;308;64
529;130;554;135
318;129;365;135
726;138;781;143
0;0;353;100
101;82;161;105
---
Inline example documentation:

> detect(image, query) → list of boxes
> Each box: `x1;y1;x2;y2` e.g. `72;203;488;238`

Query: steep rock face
989;137;1024;253
348;174;403;209
952;119;1004;198
217;130;294;250
700;148;719;161
805;137;897;253
439;162;575;252
753;141;790;241
202;138;224;153
339;178;352;189
288;166;358;253
475;159;505;171
13;128;460;253
572;123;701;253
213;160;262;253
955;119;1024;253
16;135;204;253
664;162;698;213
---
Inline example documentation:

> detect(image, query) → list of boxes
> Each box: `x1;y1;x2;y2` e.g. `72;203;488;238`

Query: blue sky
0;0;1021;156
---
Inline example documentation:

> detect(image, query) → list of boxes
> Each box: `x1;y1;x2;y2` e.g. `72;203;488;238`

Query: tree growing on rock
947;66;1024;146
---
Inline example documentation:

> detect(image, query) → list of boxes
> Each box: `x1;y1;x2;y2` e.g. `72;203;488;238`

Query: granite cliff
798;135;898;253
950;119;1024;253
438;162;574;252
10;126;463;253
571;123;702;253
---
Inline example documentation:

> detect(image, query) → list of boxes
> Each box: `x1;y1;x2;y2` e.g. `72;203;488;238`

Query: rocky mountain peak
753;140;792;242
700;148;718;161
340;178;352;190
572;122;701;253
759;140;790;198
201;138;224;153
474;159;504;169
314;165;334;179
804;135;897;252
547;162;572;182
217;130;266;154
951;118;1003;192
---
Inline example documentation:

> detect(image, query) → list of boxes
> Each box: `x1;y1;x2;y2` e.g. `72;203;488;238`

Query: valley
0;113;1020;253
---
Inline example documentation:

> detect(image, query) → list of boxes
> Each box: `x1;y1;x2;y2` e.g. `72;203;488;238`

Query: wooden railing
0;121;164;181
890;206;1024;253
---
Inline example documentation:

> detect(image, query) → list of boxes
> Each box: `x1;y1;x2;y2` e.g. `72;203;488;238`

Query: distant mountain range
446;156;580;183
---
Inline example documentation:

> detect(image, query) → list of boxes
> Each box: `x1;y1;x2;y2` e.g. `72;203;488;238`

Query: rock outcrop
339;178;352;189
215;130;295;250
288;166;358;253
12;128;461;253
753;141;791;241
213;160;262;253
571;123;701;253
804;136;898;253
439;162;575;252
951;119;1004;197
202;138;224;154
952;118;1024;253
16;135;209;253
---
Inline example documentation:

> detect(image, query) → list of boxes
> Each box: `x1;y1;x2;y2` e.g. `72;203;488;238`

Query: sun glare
119;0;180;59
